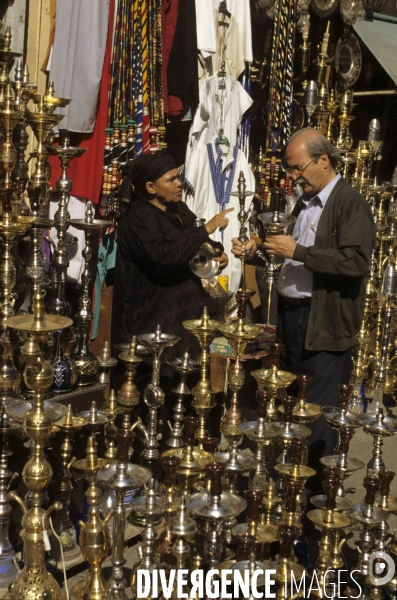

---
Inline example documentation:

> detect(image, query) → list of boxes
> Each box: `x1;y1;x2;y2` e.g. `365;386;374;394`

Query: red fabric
49;0;115;203
162;0;180;115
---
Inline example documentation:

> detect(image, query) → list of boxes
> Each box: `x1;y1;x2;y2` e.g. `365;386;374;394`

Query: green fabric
291;178;375;352
92;231;117;340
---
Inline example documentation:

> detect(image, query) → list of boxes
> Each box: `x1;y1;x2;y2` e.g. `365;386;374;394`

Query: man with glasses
232;128;375;480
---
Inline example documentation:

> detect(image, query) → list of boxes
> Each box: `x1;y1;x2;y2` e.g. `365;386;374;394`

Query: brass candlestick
69;201;111;385
182;308;222;445
71;436;112;600
252;343;296;422
165;349;200;448
4;335;66;600
51;405;88;561
45;136;86;316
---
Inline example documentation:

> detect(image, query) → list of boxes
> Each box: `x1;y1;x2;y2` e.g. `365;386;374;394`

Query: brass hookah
69;201;111;385
320;426;365;496
268;523;306;599
217;533;268;595
281;374;322;423
51;405;88;561
137;324;180;468
359;408;397;477
348;475;390;582
351;140;375;195
375;468;397;513
335;89;356;153
187;461;246;568
229;170;254;293
96;341;118;389
70;436;112;600
313;21;332;135
102;389;124;461
130;479;165;599
0;408;21;586
258;187;296;325
307;475;352;597
116;335;142;414
11;60;37;199
232;489;276;561
252;342;296;422
0;28;22;96
182;307;221;445
165;348;200;448
215;310;261;482
321;383;361;451
162;416;214;497
45;135;86;316
97;414;151;600
239;390;280;492
4;333;71;599
275;437;315;516
154;455;181;568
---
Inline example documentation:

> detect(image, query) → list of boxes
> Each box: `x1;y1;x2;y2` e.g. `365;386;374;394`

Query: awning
354;19;397;85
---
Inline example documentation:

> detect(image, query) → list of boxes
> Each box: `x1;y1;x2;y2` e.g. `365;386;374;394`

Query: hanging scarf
207;140;239;244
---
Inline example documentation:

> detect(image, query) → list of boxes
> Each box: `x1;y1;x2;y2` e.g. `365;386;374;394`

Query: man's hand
264;235;297;259
214;250;228;269
231;237;257;259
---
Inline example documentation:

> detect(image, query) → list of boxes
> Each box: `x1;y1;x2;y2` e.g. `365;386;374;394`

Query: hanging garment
162;0;179;115
167;0;199;116
199;9;245;81
212;0;253;63
49;0;110;133
195;0;217;58
48;0;115;203
184;142;255;293
185;74;252;169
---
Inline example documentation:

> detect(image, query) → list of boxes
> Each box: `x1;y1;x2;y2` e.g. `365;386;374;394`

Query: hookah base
4;568;66;600
126;508;162;528
0;554;20;587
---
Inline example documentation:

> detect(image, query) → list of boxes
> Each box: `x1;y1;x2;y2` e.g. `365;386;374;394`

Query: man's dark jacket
290;177;375;352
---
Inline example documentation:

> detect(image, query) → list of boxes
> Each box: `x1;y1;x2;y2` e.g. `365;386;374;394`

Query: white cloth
49;195;86;285
212;0;253;63
195;0;217;57
184;143;255;293
49;0;110;133
185;74;252;169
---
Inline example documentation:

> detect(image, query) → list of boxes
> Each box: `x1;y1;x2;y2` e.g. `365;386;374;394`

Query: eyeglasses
285;155;319;176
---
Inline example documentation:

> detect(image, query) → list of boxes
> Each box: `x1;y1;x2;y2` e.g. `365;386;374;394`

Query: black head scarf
120;152;177;202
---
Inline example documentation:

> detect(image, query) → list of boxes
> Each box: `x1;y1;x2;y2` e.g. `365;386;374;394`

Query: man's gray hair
288;127;341;170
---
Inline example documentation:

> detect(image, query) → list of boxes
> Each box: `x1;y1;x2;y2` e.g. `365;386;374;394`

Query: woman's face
146;169;182;204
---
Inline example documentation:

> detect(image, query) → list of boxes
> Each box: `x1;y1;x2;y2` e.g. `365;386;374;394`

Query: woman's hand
205;207;234;234
231;237;257;260
214;250;229;270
